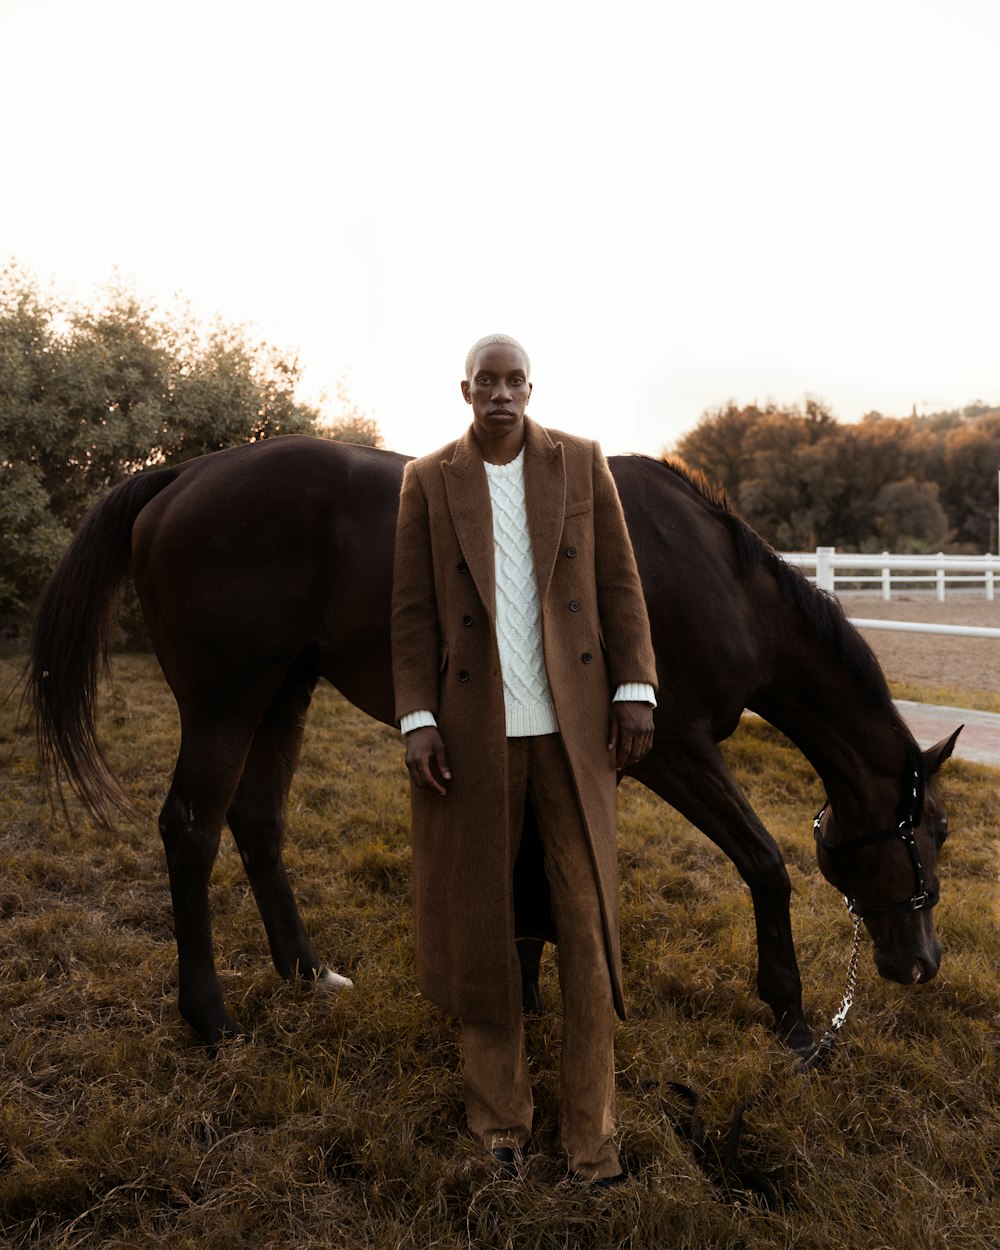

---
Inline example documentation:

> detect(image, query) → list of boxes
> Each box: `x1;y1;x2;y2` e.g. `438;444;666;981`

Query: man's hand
607;701;654;771
404;726;452;795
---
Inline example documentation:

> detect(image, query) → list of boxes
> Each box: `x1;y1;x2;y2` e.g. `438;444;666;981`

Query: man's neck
472;422;526;465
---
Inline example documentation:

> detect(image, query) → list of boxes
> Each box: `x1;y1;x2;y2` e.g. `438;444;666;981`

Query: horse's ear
923;726;963;777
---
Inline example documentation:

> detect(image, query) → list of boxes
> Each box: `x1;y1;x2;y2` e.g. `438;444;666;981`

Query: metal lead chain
801;906;863;1070
830;909;862;1031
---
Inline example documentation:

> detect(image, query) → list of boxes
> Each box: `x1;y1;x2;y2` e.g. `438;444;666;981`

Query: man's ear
461;379;471;403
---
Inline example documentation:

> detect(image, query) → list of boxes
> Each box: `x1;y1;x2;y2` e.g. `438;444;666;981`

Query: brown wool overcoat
391;416;657;1027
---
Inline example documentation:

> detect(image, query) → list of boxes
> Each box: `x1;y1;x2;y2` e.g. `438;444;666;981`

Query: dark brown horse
30;435;961;1055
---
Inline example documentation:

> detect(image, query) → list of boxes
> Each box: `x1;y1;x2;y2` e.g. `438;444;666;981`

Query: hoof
797;1029;841;1072
184;1008;248;1047
315;967;354;993
206;1025;250;1051
777;1016;815;1060
787;1033;817;1060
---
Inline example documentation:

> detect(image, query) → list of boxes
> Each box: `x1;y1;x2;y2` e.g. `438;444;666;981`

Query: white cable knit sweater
484;450;559;736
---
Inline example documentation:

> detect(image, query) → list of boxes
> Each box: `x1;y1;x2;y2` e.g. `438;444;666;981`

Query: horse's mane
643;455;901;722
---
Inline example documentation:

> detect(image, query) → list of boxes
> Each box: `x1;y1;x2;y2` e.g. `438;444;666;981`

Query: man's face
461;343;532;447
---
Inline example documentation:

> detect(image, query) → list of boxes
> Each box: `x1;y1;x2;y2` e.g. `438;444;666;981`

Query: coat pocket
564;497;593;519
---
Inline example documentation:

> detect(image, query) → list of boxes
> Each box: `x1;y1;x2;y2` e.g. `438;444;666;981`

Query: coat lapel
524;417;566;603
442;418;566;620
441;427;496;624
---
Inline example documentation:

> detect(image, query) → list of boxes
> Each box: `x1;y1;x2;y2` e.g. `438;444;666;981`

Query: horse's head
814;728;962;985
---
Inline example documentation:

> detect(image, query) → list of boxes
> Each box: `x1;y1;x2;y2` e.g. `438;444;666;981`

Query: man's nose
493;380;512;401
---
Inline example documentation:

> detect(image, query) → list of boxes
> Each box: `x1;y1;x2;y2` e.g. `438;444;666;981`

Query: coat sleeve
592;442;658;693
391;461;442;725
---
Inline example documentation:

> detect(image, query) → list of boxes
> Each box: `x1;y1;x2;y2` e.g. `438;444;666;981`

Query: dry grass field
1;653;999;1249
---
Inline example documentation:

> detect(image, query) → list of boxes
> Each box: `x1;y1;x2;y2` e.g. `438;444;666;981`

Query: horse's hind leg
159;713;256;1043
226;662;351;994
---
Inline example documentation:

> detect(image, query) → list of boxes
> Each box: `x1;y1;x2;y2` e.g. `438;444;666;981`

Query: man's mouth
489;409;515;417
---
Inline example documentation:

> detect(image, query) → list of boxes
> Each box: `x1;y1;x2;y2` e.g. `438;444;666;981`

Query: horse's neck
753;657;908;829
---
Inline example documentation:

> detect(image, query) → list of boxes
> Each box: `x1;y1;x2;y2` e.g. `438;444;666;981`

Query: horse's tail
30;466;181;828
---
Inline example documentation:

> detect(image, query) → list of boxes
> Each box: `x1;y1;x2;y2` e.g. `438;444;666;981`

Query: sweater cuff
400;709;438;735
613;683;657;708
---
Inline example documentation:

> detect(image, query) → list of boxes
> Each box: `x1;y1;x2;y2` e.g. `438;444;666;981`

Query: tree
0;460;67;617
939;415;1000;549
0;266;329;626
670;395;998;552
868;479;951;553
319;375;383;447
672;401;763;498
327;414;383;446
0;268;74;614
677;399;841;548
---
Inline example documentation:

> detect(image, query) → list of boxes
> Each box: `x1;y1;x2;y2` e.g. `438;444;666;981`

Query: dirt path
842;594;1000;696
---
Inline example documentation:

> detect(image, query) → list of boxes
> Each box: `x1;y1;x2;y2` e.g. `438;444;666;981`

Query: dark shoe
490;1145;521;1176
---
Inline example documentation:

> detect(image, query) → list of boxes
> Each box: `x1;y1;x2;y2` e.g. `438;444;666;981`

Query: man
391;333;656;1184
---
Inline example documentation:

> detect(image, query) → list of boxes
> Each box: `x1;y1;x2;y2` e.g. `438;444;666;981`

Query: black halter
813;744;937;920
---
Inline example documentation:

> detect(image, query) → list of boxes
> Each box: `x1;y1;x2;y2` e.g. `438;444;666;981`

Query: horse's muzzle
871;928;941;985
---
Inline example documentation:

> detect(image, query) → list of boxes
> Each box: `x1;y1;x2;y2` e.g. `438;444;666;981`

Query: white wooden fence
780;547;1000;639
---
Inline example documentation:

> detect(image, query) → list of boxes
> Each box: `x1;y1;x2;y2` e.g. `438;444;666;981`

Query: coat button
569;599;581;612
458;670;470;682
565;546;577;558
457;561;469;574
461;615;473;627
581;652;593;664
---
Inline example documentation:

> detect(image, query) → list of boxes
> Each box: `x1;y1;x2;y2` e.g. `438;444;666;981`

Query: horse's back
127;439;781;735
134;436;405;534
131;437;406;724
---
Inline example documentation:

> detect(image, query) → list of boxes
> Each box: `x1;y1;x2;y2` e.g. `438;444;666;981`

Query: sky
1;0;997;457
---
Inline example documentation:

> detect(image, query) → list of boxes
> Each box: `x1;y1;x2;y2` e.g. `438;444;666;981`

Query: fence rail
779;547;1000;639
848;618;999;638
781;547;997;600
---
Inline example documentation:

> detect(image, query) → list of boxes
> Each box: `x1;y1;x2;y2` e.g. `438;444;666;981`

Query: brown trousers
462;734;619;1180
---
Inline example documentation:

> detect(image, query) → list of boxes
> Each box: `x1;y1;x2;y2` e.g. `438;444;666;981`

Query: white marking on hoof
315;967;354;992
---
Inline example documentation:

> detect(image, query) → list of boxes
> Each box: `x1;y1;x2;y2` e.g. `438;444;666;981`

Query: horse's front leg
629;732;813;1056
743;859;810;1053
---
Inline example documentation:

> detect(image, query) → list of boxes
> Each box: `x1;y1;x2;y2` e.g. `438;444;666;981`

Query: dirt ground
841;594;1000;695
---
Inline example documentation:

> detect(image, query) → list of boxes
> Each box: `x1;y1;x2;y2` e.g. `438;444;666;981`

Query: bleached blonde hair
464;334;530;381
